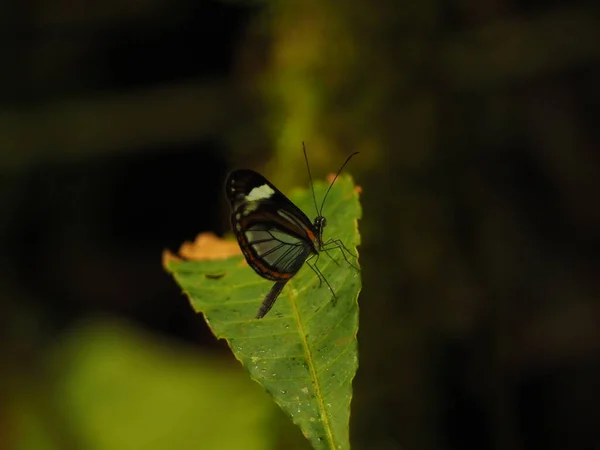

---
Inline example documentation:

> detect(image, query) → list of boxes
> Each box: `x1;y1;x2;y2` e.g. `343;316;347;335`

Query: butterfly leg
322;238;360;272
322;246;341;266
305;253;323;288
306;253;338;307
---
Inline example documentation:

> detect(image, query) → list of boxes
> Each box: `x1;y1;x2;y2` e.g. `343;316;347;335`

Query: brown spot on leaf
162;232;241;266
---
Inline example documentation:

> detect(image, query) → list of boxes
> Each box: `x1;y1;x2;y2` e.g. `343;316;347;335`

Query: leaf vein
316;340;354;373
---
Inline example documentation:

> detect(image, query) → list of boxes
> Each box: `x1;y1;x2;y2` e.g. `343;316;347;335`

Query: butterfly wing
226;169;318;281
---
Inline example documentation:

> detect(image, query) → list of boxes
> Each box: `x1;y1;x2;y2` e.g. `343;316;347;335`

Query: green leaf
166;174;361;450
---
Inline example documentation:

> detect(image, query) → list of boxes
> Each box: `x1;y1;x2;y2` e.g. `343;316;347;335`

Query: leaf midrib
289;285;337;449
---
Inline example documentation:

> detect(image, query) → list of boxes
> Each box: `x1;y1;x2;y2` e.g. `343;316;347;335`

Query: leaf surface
166;174;361;450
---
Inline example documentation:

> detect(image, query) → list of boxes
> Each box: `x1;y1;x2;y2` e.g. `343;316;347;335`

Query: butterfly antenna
303;142;320;216
319;151;360;215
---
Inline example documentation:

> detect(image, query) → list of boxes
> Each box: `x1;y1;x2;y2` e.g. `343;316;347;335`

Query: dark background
1;0;599;449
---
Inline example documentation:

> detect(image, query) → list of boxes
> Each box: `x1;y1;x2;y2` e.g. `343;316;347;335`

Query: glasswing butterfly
225;144;359;319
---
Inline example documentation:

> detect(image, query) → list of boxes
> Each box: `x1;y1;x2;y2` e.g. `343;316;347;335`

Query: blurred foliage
6;321;276;450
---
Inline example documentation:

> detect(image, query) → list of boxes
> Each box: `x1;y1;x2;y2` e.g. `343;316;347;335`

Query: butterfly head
302;144;359;251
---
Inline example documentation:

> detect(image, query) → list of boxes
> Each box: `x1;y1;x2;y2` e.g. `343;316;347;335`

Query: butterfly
225;144;359;319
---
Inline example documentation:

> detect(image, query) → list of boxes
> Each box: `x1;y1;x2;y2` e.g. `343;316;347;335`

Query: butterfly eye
315;216;326;229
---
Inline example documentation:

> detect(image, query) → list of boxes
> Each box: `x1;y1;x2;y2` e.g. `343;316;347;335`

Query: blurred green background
1;1;599;449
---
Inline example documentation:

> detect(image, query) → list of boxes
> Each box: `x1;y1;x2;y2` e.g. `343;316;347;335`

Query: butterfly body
225;149;358;319
226;170;324;284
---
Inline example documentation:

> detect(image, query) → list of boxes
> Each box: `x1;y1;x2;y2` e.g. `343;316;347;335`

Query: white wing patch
246;184;275;201
243;202;259;215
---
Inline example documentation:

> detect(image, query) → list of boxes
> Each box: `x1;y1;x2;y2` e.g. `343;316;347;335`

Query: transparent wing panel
246;227;311;274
